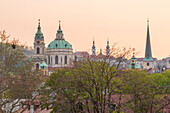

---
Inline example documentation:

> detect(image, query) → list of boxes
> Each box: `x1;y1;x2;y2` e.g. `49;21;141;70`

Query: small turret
40;61;48;76
106;39;110;56
131;52;136;69
92;39;96;55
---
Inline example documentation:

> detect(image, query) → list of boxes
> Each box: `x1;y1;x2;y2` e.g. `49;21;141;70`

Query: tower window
147;63;149;66
55;56;58;64
61;57;62;64
37;47;40;54
48;56;50;65
37;41;40;44
65;56;67;64
65;44;67;47
51;57;53;64
36;63;39;70
56;44;58;47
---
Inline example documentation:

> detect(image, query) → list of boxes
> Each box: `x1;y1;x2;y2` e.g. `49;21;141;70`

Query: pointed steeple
56;20;64;40
35;19;44;40
106;38;110;56
92;38;96;55
144;18;153;60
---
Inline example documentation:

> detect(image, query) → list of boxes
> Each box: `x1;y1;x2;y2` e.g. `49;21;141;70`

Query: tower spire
106;38;110;56
37;19;42;34
92;38;96;55
56;20;64;40
35;19;44;40
145;18;152;59
59;20;61;30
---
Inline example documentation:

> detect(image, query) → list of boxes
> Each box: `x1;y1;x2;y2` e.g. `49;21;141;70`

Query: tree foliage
0;30;42;113
40;45;169;113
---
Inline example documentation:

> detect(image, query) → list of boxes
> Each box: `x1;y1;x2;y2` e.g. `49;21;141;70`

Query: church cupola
106;39;110;56
56;20;64;40
92;39;96;55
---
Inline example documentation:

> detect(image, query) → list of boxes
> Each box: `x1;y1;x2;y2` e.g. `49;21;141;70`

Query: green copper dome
35;20;44;40
47;40;72;49
40;61;48;69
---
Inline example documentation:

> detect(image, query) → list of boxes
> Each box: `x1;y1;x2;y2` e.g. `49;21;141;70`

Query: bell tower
33;19;45;69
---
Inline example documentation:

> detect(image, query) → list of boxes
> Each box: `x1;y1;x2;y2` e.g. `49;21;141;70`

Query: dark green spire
144;19;153;60
35;19;44;40
36;19;43;35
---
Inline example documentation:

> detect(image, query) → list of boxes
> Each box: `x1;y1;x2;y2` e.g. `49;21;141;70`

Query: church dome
40;61;48;69
47;21;73;50
47;39;72;49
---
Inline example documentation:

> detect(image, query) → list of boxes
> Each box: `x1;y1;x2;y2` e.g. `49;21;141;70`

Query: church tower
143;19;154;70
33;19;45;69
106;39;110;56
92;39;96;56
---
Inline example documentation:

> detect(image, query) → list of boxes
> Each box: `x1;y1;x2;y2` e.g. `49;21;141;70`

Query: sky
0;0;170;59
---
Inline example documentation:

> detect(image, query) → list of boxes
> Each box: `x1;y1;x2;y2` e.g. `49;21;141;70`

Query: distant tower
33;19;45;69
106;39;110;56
131;52;136;69
143;19;154;70
92;39;96;55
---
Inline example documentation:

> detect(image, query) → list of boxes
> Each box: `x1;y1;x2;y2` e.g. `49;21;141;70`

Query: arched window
37;47;40;54
55;56;58;64
36;63;39;70
61;57;62;64
65;56;67;64
48;56;50;64
51;57;53;64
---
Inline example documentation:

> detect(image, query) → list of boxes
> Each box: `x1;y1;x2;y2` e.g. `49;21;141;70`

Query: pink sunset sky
0;0;170;59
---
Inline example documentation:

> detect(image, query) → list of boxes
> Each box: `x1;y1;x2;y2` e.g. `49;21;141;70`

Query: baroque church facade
33;20;73;72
